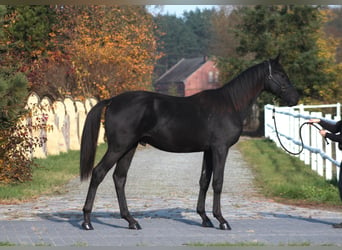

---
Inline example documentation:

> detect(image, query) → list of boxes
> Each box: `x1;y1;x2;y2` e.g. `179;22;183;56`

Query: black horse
80;56;299;231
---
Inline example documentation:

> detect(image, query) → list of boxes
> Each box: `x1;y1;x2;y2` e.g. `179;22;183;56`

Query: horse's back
105;91;158;128
105;90;200;130
106;90;207;115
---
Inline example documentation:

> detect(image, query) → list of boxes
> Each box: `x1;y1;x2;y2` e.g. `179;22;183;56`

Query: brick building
154;57;221;97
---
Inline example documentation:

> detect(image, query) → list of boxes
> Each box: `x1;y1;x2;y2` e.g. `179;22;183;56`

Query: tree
324;6;342;63
1;5;160;100
1;6;56;67
209;6;241;82
0;6;59;98
183;8;216;57
315;8;342;103
55;6;159;99
215;5;341;104
153;8;216;78
153;14;198;76
3;6;56;60
0;71;28;129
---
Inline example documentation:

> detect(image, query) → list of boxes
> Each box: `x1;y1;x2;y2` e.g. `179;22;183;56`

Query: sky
148;5;217;17
149;4;342;17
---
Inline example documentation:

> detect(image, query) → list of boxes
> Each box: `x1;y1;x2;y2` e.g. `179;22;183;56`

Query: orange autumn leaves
55;6;160;99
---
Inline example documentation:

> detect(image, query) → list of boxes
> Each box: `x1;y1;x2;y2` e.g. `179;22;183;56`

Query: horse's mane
221;62;267;112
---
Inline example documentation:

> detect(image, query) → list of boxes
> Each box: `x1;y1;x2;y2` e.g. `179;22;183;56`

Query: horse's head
264;55;299;107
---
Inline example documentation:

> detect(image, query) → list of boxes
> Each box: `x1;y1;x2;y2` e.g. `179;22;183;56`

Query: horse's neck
222;66;265;121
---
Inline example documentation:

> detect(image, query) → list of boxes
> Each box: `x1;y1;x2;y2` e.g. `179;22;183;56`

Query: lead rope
272;107;329;156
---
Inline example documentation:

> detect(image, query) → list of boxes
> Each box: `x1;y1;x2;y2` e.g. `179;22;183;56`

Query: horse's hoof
202;220;214;228
82;222;94;230
219;222;231;230
129;222;142;230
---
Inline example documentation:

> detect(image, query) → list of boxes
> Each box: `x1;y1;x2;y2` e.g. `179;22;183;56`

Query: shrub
0;71;47;183
0;116;48;183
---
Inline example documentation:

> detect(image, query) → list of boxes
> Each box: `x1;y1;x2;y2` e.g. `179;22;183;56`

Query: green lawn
237;138;341;206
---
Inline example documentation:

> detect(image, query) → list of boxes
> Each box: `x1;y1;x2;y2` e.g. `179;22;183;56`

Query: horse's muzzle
283;89;299;107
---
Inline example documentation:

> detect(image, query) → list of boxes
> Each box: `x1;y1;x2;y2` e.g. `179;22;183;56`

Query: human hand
320;129;327;137
308;118;320;124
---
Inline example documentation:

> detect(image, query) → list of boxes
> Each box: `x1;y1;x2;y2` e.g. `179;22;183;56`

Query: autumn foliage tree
0;5;160;183
54;6;159;99
315;8;342;104
2;5;160;100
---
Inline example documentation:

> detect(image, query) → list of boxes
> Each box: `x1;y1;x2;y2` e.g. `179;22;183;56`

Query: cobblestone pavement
1;141;342;246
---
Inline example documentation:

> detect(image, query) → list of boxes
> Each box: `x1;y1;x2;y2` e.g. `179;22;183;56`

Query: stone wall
24;92;105;159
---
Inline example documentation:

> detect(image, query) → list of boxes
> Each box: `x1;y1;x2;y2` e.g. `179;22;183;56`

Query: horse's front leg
197;150;214;227
113;146;141;230
212;146;231;230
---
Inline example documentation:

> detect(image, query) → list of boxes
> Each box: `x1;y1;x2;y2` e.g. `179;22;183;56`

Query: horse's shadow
38;209;337;231
37;208;202;230
259;212;336;226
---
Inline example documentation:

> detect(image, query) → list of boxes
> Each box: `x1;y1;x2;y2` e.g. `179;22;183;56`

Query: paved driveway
1;141;342;246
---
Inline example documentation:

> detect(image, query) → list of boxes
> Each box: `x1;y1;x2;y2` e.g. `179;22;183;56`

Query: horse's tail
80;99;111;181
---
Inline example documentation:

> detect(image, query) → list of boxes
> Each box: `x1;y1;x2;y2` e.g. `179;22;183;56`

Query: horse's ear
274;53;281;63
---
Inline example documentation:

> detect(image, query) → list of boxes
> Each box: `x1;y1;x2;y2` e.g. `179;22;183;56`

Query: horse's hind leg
212;146;231;230
113;145;141;229
197;150;214;227
82;150;121;230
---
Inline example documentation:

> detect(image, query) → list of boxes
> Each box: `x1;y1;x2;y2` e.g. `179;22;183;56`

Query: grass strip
238;138;341;206
0;144;107;202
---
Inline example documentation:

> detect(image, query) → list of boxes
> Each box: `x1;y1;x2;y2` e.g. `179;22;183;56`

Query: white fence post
316;112;324;177
325;114;333;180
41;96;60;156
64;97;80;150
264;104;271;139
54;100;68;153
301;111;311;165
310;112;319;173
75;100;86;145
27;92;47;159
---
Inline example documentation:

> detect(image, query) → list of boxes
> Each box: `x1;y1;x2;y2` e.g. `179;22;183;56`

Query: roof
155;57;207;84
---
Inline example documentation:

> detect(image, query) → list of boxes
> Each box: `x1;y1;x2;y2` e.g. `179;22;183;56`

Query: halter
267;60;287;94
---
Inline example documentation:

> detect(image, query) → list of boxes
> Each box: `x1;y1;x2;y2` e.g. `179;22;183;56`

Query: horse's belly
140;132;208;153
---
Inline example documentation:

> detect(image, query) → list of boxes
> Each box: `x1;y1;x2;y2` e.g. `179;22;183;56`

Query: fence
23;92;105;159
264;103;341;181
